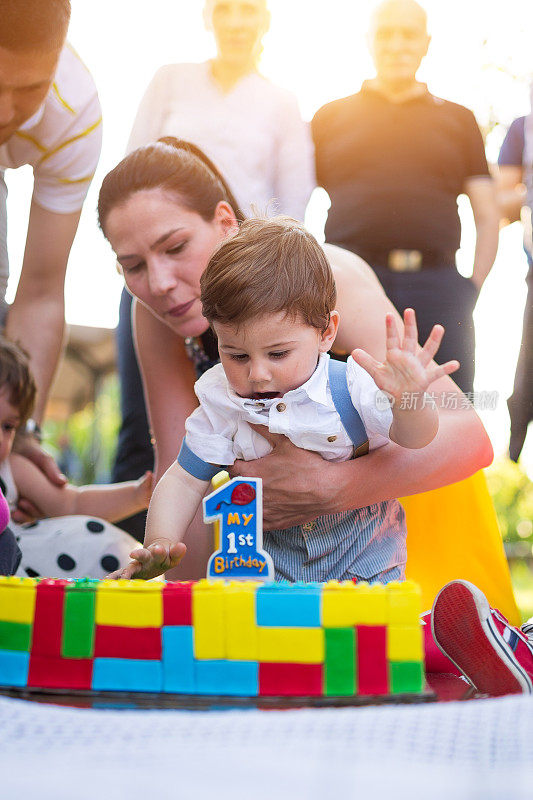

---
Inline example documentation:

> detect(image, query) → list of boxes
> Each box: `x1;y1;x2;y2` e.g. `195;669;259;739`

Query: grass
510;560;533;623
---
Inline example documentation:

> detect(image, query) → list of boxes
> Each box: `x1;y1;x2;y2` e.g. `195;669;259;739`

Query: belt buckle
388;249;422;272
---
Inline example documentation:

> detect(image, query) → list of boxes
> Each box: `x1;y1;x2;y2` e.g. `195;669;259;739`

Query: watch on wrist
23;418;42;443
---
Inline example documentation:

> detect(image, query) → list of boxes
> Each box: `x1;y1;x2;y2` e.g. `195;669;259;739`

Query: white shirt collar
227;352;331;409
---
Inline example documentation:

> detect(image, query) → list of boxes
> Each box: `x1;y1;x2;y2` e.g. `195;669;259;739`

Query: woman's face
206;0;270;67
105;189;238;338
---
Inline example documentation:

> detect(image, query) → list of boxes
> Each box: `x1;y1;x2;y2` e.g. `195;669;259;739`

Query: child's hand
135;470;154;510
352;308;460;403
106;539;187;580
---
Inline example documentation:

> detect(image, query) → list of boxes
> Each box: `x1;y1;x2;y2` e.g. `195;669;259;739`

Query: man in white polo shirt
0;1;101;569
0;0;102;434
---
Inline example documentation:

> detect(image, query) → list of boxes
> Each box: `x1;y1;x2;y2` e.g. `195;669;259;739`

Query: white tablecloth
1;693;532;799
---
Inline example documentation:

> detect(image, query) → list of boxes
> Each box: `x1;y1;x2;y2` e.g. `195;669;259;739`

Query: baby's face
214;312;336;399
0;391;20;463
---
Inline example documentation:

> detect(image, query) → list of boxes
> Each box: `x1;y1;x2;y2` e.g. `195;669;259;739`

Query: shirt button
276;402;286;412
302;521;315;532
327;435;337;442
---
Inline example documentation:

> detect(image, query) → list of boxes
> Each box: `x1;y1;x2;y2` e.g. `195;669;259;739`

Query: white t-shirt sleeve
184;365;239;467
346;356;393;450
32;91;102;214
273;89;316;220
127;67;169;153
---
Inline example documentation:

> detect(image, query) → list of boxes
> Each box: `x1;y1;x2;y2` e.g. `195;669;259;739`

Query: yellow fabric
403;470;520;625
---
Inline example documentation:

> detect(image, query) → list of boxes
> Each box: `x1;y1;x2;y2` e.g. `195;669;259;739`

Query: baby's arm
352;309;460;449
114;461;209;580
10;454;152;521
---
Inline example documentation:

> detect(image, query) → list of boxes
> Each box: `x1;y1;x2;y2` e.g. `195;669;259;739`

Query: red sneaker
431;580;533;696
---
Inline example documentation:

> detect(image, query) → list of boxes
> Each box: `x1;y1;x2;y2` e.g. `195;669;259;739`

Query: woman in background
112;0;314;538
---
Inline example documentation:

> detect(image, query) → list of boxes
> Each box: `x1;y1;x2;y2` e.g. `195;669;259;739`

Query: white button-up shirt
127;62;315;220
185;353;392;467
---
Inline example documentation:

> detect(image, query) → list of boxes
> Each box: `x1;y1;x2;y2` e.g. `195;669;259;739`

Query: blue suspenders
327;358;369;457
179;358;370;479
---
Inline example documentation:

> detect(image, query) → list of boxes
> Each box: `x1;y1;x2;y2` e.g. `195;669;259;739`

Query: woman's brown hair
98;138;245;236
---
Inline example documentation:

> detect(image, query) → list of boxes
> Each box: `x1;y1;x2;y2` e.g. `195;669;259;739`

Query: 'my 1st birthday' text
213;555;268;574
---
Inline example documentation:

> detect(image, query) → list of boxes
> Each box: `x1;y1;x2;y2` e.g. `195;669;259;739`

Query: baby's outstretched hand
106;539;187;581
352;308;460;403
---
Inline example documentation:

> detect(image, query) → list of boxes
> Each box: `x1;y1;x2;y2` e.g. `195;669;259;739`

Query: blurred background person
312;0;499;395
496;92;533;463
112;0;315;538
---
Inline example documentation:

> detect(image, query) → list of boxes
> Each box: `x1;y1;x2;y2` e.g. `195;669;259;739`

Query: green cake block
0;620;32;652
62;579;98;658
389;660;425;693
324;627;356;696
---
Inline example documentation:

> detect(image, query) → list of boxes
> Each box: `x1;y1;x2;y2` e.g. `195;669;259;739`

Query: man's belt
387;249;423;272
357;248;455;271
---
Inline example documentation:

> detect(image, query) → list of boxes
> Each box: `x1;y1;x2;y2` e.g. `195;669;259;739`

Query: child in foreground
0;338;152;578
115;217;459;583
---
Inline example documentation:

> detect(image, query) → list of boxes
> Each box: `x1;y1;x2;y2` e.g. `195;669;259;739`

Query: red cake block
27;654;93;690
163;581;193;626
356;625;389;695
94;625;162;659
259;662;323;697
31;579;69;657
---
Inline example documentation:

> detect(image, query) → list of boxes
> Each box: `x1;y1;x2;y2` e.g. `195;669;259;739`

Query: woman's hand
107;539;187;581
229;427;338;529
352;308;459;403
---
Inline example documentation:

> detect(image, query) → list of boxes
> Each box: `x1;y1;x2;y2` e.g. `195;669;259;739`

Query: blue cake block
256;583;322;627
0;650;30;687
196;659;258;696
92;658;163;692
162;626;195;693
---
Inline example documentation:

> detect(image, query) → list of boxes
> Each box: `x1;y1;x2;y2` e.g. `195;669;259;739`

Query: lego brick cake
0;576;425;697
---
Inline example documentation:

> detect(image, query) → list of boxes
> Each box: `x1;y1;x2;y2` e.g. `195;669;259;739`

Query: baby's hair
0;338;37;426
200;216;337;332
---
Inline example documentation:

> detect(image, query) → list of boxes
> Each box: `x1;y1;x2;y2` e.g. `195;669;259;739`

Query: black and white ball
14;516;140;579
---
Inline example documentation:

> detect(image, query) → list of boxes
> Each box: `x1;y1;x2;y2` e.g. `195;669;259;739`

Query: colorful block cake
0;576;425;697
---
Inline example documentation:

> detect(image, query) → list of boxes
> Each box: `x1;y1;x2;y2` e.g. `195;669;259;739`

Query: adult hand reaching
229;426;339;529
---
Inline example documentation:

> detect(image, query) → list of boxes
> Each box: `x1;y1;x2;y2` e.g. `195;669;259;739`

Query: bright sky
5;0;533;468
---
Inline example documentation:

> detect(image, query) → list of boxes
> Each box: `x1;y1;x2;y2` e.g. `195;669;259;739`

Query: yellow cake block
224;581;259;661
0;576;37;624
258;627;324;663
192;580;226;659
386;580;422;624
95;579;163;627
322;581;388;627
387;624;424;661
352;582;388;624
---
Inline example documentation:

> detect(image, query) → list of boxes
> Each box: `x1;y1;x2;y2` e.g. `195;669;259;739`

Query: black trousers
0;527;21;575
508;270;533;461
372;266;478;395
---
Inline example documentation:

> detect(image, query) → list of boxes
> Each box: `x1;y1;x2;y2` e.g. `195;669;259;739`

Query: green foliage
486;458;533;544
43;375;121;485
486;458;533;622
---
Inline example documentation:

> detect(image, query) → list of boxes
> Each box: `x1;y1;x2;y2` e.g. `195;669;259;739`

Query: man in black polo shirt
312;0;499;394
